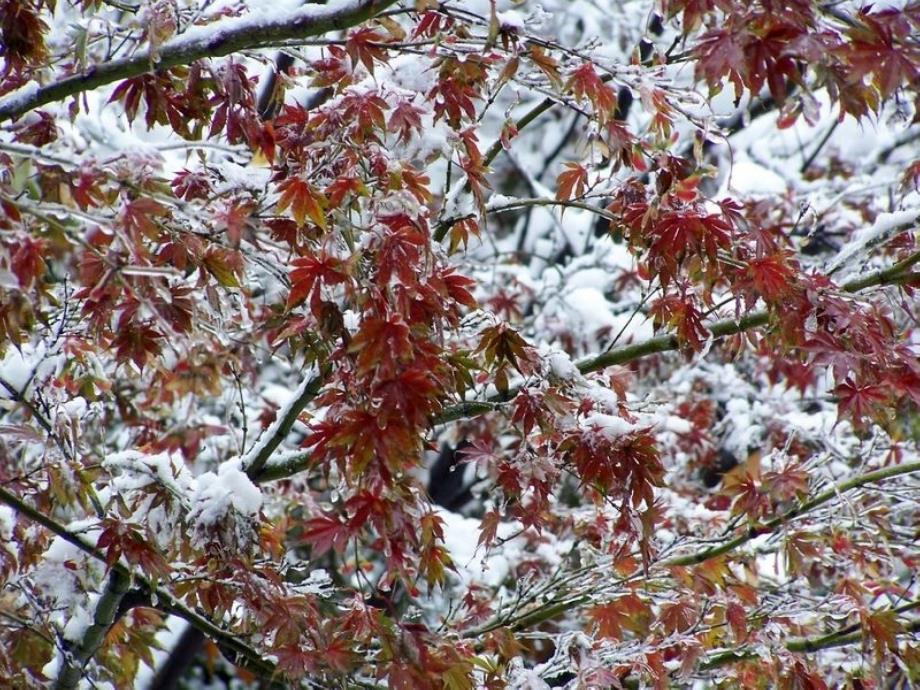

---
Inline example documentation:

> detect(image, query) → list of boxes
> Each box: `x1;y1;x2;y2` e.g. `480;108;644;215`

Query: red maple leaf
345;28;389;75
565;63;616;119
302;514;350;556
556;162;589;201
287;253;349;310
835;378;889;425
277;178;327;229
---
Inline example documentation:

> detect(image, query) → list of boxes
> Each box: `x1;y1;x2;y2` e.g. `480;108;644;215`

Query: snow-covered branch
0;486;279;683
665;460;920;567
0;0;400;122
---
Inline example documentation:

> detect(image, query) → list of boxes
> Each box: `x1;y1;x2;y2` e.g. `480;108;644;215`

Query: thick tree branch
54;569;131;690
0;0;399;122
243;365;327;479
0;486;279;682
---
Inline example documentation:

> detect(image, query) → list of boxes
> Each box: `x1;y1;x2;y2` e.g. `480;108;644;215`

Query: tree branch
432;89;783;243
243;365;327;479
664;460;920;567
433;95;560;243
54;569;131;690
0;486;279;682
242;247;920;524
456;463;920;639
701;598;920;669
0;0;400;122
249;249;920;484
438;247;920;423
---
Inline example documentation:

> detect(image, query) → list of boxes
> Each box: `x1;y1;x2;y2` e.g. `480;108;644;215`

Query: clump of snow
0;342;48;397
0;505;16;564
298;568;334;596
41;656;61;684
104;449;191;498
728;158;788;195
59;396;88;420
63;602;94;642
506;657;552;690
0;505;14;542
562;287;617;329
487;193;520;210
583;413;637;440
387;54;438;95
541;345;582;382
658;413;692;435
188;458;263;527
28;526;105;655
497;10;526;32
826;209;919;275
259;383;298;411
211;160;271;195
721;398;763;458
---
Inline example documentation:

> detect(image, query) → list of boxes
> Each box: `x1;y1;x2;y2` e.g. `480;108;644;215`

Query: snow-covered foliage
1;0;920;688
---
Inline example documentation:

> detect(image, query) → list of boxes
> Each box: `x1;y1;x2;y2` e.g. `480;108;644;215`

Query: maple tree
1;0;920;688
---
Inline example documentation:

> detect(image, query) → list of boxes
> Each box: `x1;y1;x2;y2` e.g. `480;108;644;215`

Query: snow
561;287;616;329
4;0;920;686
543;346;582;381
583;412;637;440
297;568;334;596
104;450;192;498
497;10;526;32
438;508;539;588
27;525;105;662
825;209;919;275
63;601;94;642
0;343;45;396
188;458;263;526
727;159;788;195
0;81;39;115
164;0;369;55
61;397;88;418
242;367;319;470
387;54;439;95
41;656;61;685
0;505;14;542
659;414;692;435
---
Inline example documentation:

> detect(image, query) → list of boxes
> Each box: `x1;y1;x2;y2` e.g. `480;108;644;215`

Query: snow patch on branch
826;209;919;275
189;458;263;527
0;81;39;117
0;342;51;398
582;412;638;440
242;368;319;472
162;0;373;55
